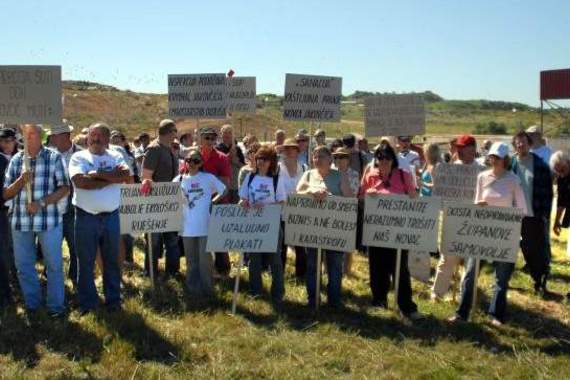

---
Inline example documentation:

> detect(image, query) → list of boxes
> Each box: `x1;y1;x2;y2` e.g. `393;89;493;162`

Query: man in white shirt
69;122;131;314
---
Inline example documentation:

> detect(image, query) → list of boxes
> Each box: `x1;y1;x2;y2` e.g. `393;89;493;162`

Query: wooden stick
231;252;244;315
470;258;481;320
315;247;322;311
148;233;155;288
22;132;32;204
394;249;402;311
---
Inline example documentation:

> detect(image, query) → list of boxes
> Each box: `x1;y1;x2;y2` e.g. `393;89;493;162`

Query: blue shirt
4;147;69;231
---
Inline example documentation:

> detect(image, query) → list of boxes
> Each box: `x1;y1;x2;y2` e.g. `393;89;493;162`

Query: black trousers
368;246;417;315
520;216;549;286
279;222;306;278
0;208;12;306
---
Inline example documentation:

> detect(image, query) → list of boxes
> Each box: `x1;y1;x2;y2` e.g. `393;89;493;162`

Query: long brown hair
254;144;279;176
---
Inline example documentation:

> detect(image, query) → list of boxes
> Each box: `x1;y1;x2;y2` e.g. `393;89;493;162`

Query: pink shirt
360;167;415;197
474;169;528;215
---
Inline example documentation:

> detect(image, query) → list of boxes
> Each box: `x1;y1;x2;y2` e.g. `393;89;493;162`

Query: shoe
490;317;503;327
371;299;388;309
23;309;40;327
430;293;442;303
447;315;466;324
405;311;425;321
106;304;122;313
48;310;67;320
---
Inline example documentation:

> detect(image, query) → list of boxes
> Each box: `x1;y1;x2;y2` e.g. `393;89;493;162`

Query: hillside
61;81;567;140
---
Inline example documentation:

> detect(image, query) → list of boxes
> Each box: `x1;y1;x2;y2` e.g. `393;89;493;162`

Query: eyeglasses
185;157;202;165
333;156;348;160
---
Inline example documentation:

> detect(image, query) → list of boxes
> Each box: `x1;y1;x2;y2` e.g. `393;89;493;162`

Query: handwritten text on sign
363;194;441;251
119;183;183;234
441;203;523;263
227;76;256;114
284;195;357;252
0;66;62;124
433;163;481;202
364;94;425;137
168;73;227;119
283;74;342;122
206;204;281;253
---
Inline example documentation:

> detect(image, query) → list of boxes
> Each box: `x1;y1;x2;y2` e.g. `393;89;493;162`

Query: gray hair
88;122;111;137
21;124;44;134
550;150;570;171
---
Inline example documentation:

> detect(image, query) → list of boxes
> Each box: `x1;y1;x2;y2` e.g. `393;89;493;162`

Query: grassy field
1;229;569;378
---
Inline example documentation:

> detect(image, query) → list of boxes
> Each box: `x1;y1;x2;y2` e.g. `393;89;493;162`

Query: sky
2;0;569;106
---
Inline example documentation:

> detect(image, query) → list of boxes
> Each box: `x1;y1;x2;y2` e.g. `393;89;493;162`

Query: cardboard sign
363;194;441;251
441;203;523;263
284;194;357;252
0;65;62;124
119;183;183;234
206;204;281;253
432;163;482;202
364;94;425;137
227;76;256;114
283;73;342;122
168;73;227;119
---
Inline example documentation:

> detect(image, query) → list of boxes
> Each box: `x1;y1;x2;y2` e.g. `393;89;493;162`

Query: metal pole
22;131;32;204
148;233;155;288
470;258;481;320
540;100;544;134
394;249;402;311
231;252;244;315
315;248;322;311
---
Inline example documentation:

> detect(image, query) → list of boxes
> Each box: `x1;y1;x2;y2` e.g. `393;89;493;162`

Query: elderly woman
551;150;570;299
296;146;353;308
360;142;423;321
450;142;528;326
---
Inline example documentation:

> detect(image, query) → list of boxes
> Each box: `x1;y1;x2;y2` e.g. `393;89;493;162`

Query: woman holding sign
176;148;226;297
239;145;287;302
449;142;527;326
359;142;423;321
296;146;353;309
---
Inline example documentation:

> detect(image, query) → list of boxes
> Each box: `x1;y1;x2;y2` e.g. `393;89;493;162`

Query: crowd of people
1;120;569;327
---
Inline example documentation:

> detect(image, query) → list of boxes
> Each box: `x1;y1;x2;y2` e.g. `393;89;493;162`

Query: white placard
284;194;357;252
0;65;62;124
206;204;281;253
283;73;342;122
119;183;183;234
227;76;256;114
363;194;441;251
364;94;425;137
441;203;523;263
432;163;481;202
168;73;227;119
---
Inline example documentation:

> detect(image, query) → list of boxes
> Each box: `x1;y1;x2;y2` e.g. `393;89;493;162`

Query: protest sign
227;76;256;113
432;163;481;202
441;203;523;263
206;204;281;253
119;183;183;234
284;194;357;252
362;194;441;251
364;94;425;137
0;65;62;124
168;73;227;119
283;73;342;122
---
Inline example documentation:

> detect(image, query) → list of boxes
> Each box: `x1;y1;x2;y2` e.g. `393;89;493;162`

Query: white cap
526;125;540;134
488;142;509;159
50;121;74;135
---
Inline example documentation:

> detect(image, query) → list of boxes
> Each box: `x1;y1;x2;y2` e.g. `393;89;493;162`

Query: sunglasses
185;157;202;164
202;135;216;141
256;156;270;162
376;155;392;161
333;156;349;160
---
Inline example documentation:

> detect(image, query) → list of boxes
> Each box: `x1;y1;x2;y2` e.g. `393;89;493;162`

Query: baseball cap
455;135;476;147
488;142;509;158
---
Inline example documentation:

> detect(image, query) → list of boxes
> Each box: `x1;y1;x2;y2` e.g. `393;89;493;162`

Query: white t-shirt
278;161;307;195
398;150;420;170
239;172;287;205
176;171;226;237
68;149;127;214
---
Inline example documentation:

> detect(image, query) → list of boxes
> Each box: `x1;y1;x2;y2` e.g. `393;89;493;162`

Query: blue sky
2;0;569;105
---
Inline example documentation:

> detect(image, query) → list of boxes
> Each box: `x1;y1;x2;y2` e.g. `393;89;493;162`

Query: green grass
1;226;570;378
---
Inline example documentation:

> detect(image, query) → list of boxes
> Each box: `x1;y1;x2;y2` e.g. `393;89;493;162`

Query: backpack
247;171;279;198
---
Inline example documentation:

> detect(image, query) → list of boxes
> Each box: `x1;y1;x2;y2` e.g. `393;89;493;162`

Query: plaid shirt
4;146;70;231
511;152;553;220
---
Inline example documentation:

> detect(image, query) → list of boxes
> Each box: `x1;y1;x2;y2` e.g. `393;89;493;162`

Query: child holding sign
177;148;226;297
239;145;287;302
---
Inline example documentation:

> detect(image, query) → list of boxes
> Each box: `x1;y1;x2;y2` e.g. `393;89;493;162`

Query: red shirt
201;147;231;180
359;167;415;197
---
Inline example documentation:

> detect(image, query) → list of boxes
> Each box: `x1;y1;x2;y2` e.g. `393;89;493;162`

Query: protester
397;136;421;174
49;123;82;285
342;134;368;179
296;130;310;167
0;128;16;309
198;127;232;277
444;137;458;163
449;142;527;325
314;129;326;147
278;138;308;278
359;142;424;321
511;131;553;294
216;124;245;203
239;145;286;302
242;134;259;151
358;137;373;164
274;129;286;147
3;124;70;319
550;150;570;300
142;119;181;279
238;141;261;187
134;132;151;175
296;146;353;308
526;126;553;165
419;143;441;197
177;147;226;296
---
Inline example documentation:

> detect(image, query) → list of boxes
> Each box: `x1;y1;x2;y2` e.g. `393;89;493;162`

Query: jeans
182;236;213;296
305;248;344;307
456;258;514;322
75;208;121;311
249;250;284;301
368;247;417;315
280;221;307;278
145;232;180;277
123;234;134;263
0;208;16;280
12;224;65;313
63;208;77;285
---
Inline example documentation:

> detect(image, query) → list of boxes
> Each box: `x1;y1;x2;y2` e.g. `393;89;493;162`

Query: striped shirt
4;146;70;231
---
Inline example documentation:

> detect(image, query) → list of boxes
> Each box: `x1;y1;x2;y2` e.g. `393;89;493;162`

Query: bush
473;121;508;135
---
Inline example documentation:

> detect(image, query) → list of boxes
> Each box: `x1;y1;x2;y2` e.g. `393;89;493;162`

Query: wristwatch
39;199;47;208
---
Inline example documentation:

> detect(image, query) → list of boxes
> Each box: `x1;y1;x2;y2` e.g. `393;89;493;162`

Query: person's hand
18;171;32;185
241;199;251;209
366;188;378;194
311;189;328;200
141;179;153;196
26;201;41;215
476;201;488;206
553;222;562;236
